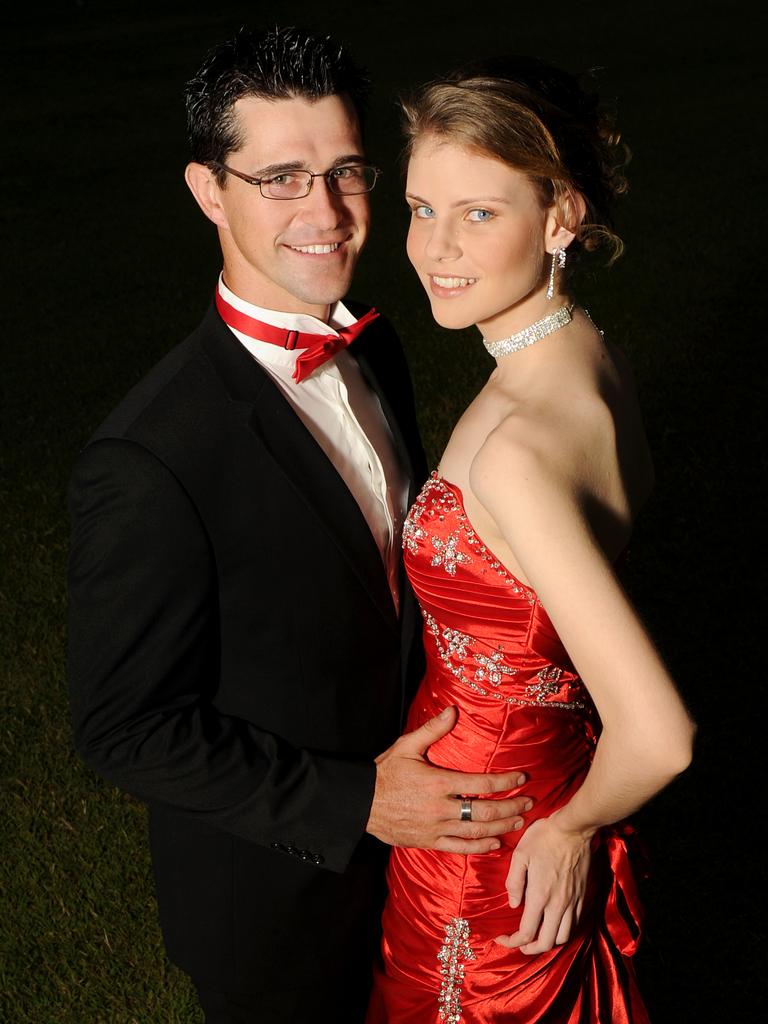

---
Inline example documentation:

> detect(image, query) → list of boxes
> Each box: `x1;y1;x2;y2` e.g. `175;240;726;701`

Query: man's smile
287;242;342;254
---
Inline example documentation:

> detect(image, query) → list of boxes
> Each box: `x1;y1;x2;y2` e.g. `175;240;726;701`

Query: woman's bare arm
470;427;695;953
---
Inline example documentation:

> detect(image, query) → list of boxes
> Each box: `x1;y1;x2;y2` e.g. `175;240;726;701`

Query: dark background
2;1;765;1021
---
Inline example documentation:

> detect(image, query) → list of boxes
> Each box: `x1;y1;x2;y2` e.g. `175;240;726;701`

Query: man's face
194;94;370;317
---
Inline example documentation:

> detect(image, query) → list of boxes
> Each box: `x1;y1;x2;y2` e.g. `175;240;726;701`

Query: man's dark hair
185;25;370;185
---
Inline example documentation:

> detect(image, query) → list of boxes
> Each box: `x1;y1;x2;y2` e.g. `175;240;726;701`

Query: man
67;27;529;1023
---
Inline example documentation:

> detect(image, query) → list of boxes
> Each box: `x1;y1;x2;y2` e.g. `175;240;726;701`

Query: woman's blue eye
413;205;435;218
467;208;493;222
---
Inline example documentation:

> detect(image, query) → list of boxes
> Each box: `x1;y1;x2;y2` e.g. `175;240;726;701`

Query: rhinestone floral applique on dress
423;611;584;711
431;531;471;575
403;474;536;602
526;667;565;702
437;917;475;1023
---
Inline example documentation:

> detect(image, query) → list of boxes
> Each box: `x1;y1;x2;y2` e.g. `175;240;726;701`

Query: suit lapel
198;307;398;632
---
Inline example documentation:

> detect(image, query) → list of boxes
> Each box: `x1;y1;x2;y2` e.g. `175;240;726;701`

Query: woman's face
405;137;558;337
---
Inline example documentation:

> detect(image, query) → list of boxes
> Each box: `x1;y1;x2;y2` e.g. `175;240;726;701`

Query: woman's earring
546;248;567;300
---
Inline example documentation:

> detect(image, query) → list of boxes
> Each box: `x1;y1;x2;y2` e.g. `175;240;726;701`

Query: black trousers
193;980;372;1024
194;988;260;1024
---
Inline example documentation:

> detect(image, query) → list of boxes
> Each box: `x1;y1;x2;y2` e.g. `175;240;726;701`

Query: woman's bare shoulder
469;410;578;513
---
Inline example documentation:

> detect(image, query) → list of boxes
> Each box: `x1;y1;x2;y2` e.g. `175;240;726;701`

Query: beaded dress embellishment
423;611;585;711
437;917;475;1023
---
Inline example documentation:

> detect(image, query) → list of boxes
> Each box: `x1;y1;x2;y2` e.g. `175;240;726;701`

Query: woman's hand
494;813;594;955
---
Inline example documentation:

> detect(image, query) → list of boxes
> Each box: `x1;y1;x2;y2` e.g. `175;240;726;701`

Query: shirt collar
217;273;356;337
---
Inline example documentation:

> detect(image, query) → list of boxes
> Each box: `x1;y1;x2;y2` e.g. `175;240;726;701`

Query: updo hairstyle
401;56;628;263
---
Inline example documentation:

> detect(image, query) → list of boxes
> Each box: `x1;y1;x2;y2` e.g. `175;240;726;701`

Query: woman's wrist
547;806;599;843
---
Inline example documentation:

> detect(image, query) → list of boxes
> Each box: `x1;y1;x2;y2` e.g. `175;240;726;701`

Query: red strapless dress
368;474;649;1024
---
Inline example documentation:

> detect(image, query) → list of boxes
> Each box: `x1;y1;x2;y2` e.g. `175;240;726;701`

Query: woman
368;59;695;1023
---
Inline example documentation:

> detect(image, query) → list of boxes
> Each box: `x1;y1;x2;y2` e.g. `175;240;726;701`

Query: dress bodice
403;474;594;740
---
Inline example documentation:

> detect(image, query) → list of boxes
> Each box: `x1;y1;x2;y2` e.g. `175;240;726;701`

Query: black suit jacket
67;302;426;1014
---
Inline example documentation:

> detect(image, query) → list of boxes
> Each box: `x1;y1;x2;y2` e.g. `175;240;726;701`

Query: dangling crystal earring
546;247;567;300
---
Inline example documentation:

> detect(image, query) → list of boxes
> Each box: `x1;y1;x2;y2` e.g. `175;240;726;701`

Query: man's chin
290;273;357;311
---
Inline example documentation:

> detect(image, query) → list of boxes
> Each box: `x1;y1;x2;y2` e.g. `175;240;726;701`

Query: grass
2;1;765;1020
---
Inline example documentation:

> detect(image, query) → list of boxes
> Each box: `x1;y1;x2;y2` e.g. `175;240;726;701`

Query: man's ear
545;189;587;253
185;162;230;229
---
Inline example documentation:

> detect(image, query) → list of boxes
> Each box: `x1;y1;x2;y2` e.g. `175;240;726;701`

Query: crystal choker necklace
482;303;575;358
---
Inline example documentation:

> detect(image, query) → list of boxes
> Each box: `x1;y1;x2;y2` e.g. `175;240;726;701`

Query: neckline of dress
429;471;538;602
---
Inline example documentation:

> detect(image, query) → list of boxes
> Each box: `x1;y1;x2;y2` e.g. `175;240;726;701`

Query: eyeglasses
209;161;381;200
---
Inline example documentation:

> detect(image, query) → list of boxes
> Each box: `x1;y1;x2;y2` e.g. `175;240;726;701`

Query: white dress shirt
218;275;409;612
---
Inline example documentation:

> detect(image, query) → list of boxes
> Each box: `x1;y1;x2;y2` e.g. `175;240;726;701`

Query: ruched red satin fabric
368;475;649;1023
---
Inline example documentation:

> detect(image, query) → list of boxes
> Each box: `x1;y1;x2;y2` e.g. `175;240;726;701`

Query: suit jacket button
312;853;324;865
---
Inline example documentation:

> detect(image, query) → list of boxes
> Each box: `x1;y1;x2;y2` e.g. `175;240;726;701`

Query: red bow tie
215;291;379;383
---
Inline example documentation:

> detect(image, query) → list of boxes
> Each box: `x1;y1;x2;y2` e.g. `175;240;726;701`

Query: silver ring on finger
459;797;473;822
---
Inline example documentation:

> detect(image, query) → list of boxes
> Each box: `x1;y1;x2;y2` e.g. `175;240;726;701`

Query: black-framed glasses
210;161;381;200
